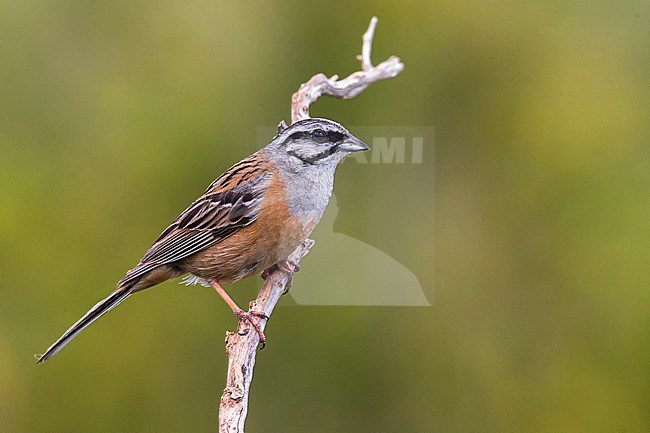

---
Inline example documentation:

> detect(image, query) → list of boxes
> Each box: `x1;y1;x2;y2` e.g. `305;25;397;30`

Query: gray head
264;118;369;173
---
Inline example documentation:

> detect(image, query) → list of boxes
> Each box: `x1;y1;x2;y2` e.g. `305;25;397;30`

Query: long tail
36;288;132;363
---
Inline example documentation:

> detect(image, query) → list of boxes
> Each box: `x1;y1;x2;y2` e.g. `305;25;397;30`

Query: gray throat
277;164;336;224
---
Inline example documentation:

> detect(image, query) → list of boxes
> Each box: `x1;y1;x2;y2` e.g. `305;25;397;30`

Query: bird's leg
260;259;300;294
261;259;301;279
209;280;268;345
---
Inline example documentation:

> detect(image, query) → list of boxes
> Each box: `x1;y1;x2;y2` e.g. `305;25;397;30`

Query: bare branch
291;16;404;123
219;240;314;433
219;15;403;433
358;16;378;71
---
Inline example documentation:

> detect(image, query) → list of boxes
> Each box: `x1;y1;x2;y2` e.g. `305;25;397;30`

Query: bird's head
266;118;369;170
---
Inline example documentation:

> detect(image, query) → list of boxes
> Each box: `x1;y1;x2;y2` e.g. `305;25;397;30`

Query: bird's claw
279;259;300;274
234;308;268;346
261;259;300;280
261;260;299;294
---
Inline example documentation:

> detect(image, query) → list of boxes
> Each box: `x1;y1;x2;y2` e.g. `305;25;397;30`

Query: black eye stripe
289;131;308;140
328;131;344;143
285;128;346;146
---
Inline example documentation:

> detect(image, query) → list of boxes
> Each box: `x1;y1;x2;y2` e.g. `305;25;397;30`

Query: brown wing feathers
118;152;271;288
37;152;274;363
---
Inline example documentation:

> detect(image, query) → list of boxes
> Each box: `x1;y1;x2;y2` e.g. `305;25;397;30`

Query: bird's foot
234;307;268;348
261;259;300;294
279;259;300;274
260;266;273;280
209;279;268;349
261;259;300;279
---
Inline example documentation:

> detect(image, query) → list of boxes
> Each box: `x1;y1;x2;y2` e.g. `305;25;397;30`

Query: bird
36;117;369;363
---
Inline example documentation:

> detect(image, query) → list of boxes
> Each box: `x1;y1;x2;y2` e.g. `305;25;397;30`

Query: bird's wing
118;152;271;286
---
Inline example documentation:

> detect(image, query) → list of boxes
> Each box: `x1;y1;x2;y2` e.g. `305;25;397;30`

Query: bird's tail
36;288;132;363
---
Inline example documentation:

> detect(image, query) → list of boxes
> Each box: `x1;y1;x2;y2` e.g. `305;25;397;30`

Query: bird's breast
180;172;318;284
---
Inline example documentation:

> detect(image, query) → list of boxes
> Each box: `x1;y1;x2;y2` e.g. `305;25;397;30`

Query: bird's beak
339;136;370;152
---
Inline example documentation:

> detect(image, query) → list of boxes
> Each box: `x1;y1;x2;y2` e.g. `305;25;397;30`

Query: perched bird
37;118;369;363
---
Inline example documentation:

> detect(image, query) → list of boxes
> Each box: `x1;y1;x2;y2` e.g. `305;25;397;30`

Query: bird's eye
312;129;328;143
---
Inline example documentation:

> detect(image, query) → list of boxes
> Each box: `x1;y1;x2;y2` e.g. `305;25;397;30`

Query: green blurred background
1;1;649;432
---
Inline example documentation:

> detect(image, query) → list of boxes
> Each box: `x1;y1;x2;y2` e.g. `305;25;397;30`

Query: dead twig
219;17;403;433
291;16;404;123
